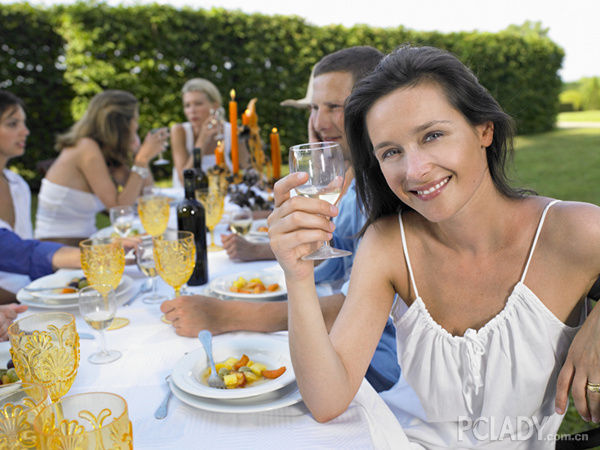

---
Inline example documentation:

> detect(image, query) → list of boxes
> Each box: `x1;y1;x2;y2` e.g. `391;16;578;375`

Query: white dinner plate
169;377;302;414
247;219;268;238
17;270;134;309
209;269;286;301
171;332;294;400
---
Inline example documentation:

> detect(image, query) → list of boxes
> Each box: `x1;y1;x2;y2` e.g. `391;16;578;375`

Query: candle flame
272;127;278;134
230;89;236;100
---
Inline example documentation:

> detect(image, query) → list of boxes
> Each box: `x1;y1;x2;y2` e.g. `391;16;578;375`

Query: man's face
309;71;354;157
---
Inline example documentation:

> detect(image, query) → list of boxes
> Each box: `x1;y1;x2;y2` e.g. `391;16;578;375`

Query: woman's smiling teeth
414;176;450;196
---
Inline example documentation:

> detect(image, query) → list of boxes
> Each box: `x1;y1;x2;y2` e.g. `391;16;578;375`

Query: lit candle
242;109;250;126
270;127;281;180
215;140;225;166
229;89;239;174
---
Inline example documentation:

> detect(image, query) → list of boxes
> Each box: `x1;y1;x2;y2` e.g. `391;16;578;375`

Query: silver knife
122;281;148;307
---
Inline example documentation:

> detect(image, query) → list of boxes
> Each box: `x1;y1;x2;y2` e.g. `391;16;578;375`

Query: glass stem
98;330;109;356
151;276;157;295
210;229;216;247
174;288;181;297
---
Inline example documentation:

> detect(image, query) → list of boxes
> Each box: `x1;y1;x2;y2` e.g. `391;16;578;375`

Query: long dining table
8;195;410;449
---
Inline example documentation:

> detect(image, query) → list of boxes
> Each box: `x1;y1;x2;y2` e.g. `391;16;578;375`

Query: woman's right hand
267;172;337;281
194;114;220;153
136;128;168;165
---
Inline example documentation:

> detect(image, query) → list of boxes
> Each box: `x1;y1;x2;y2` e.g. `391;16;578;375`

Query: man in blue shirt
162;46;401;393
0;228;80;338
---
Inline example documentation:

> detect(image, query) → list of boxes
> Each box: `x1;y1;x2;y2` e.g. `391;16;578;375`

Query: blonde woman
170;78;233;188
35;90;166;245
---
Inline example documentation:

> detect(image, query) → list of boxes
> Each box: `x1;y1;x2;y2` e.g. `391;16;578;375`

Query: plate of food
0;341;19;388
169;377;301;414
171;332;294;400
16;269;134;308
248;219;268;237
209;270;286;301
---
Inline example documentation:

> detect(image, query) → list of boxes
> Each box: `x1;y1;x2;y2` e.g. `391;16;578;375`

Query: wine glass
137;194;170;236
79;285;121;364
79;237;125;293
153;230;196;297
0;382;50;449
8;312;80;401
152;127;170;166
109;205;134;237
205;190;225;252
136;236;168;304
229;206;253;236
289;141;352;260
33;392;133;448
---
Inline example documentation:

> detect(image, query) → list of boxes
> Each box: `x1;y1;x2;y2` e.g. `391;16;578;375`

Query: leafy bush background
0;2;564;186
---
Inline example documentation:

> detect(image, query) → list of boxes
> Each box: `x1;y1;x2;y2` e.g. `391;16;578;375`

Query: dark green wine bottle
177;168;208;285
193;147;209;198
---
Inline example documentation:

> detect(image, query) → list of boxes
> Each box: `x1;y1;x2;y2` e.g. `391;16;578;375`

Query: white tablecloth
10;202;413;449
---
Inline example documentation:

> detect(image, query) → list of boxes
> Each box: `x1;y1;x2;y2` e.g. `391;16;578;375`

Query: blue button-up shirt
0;229;62;280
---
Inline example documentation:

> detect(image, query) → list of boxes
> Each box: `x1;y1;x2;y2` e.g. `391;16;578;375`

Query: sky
22;0;600;82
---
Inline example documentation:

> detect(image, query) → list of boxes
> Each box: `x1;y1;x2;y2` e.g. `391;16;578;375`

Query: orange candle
215;140;224;166
270;127;281;180
229;89;239;174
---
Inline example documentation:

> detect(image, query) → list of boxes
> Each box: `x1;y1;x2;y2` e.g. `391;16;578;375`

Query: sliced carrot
234;354;249;370
61;288;77;294
266;283;280;292
262;366;286;379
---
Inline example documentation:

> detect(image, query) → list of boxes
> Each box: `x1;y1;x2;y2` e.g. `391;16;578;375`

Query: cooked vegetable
204;355;286;389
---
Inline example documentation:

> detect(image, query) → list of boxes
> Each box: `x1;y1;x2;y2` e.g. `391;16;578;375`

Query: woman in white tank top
0;90;35;299
170;78;234;189
35;90;167;245
267;46;600;448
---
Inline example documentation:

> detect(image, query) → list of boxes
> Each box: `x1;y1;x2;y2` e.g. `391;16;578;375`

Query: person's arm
51;246;81;271
269;173;394;422
220;234;275;261
0;229;63;279
159;293;345;337
170;123;193;187
78;134;164;208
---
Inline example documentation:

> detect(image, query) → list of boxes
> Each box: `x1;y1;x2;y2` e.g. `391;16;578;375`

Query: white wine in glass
289;141;351;260
136;236;167;304
109;205;134;237
229;207;253;236
79;285;121;364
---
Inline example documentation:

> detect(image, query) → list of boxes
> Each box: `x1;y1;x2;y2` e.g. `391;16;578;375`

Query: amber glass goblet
33;392;133;449
8;313;80;402
137;194;170;237
0;382;50;449
153;230;195;297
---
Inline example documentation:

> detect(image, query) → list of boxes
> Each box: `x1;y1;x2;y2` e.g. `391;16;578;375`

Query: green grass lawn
558;110;600;122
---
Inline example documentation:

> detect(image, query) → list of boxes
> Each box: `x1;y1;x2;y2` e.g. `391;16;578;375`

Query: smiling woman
267;44;600;447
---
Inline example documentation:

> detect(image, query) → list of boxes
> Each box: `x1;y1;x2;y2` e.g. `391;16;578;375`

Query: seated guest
35;90;166;245
268;44;600;445
162;47;401;393
170;78;232;189
0;303;28;341
0;90;35;302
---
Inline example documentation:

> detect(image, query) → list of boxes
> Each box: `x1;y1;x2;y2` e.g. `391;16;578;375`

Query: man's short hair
313;46;384;84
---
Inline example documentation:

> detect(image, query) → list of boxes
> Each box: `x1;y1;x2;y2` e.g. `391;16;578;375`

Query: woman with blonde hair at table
170;77;238;189
35;89;167;246
268;45;600;447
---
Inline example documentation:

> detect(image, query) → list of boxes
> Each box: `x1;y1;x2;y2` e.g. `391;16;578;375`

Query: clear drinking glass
136;236;168;304
109;205;134;237
229;206;253;236
79;285;121;364
152;127;170;166
289;141;352;260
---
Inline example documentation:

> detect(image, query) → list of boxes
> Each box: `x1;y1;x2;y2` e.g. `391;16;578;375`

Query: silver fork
198;330;225;389
154;375;173;419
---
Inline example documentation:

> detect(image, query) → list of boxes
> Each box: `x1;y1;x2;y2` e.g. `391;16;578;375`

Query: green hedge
0;3;74;188
1;2;563;186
